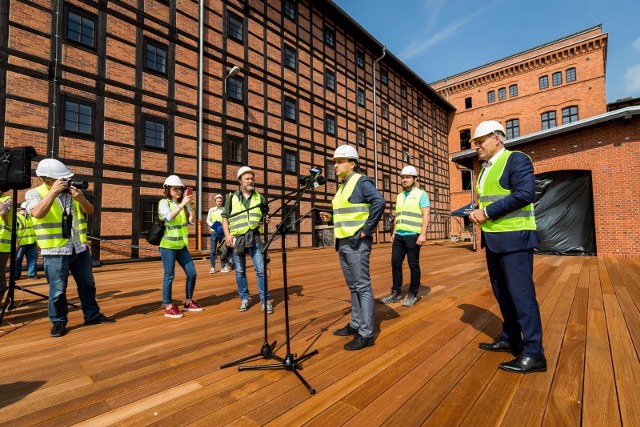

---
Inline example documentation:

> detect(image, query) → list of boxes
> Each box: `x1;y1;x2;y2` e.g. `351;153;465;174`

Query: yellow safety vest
208;208;223;224
0;195;12;252
32;184;88;249
477;150;536;233
395;187;426;234
159;199;189;250
17;213;37;245
228;192;263;236
332;173;370;239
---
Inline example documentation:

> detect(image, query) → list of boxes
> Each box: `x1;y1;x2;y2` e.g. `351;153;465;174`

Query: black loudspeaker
0;147;38;191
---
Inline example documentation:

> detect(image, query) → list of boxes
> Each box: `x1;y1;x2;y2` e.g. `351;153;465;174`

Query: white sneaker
210;267;216;274
221;266;231;273
239;299;250;312
261;301;273;314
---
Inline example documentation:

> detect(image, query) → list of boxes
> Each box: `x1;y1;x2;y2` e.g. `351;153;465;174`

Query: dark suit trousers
486;248;544;359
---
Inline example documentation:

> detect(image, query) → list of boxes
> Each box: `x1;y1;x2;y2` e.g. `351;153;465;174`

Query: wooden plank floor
1;243;639;426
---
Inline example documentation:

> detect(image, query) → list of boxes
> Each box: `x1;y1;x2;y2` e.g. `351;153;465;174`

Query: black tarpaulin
534;170;596;256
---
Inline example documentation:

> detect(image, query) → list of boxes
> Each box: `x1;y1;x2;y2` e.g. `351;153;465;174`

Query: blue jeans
15;243;38;278
44;250;101;324
159;246;197;305
233;240;268;302
210;232;229;268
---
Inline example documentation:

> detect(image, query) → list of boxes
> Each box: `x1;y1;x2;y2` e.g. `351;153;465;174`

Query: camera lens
68;180;89;190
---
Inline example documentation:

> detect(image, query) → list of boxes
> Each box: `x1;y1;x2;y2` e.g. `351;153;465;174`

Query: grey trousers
338;237;375;338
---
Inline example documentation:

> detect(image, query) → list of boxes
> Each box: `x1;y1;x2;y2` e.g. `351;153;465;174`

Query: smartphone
185;187;194;197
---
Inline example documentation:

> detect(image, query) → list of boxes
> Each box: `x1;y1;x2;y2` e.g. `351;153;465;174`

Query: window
383;175;390;191
141;198;159;235
433;160;438;174
487;91;495;103
464;97;472;109
325;114;335;135
506;119;520;139
144;117;166;149
562;106;579;124
419;156;425;169
284;150;297;173
380;69;388;85
401;115;408;130
418;97;423;110
382;213;392;232
460;129;471;150
284;96;297;121
227;136;244;163
284;208;299;232
227;76;243;102
509;84;518;97
400;84;407;98
539;75;549;89
552;72;562;86
145;40;167;74
325;69;335;91
566;67;576;82
357;127;365;147
432;130;437;146
357;88;365;107
461;170;471;190
284;45;297;70
402;148;410;162
541;111;556;130
66;8;96;48
283;0;297;20
227;12;243;42
62;98;94;135
382;103;389;119
324;27;335;47
326;161;336;180
356;49;364;68
418;125;424;138
434;187;439;201
382;139;389;154
498;87;506;100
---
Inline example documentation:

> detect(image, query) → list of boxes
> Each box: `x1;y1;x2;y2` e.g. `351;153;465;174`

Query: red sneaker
164;305;184;318
184;300;204;312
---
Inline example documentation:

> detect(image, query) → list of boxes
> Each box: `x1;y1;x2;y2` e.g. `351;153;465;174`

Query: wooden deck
1;243;639;426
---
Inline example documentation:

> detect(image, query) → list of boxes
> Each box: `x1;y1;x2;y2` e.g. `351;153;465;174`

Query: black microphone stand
220;179;319;394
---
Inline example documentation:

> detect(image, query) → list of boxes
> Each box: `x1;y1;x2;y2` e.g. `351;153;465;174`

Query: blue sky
333;0;640;102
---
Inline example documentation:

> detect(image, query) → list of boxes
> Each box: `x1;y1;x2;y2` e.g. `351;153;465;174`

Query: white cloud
633;36;640;51
624;64;640;94
399;17;472;61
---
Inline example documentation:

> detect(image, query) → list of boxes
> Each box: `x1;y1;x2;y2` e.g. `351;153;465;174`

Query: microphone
299;167;324;188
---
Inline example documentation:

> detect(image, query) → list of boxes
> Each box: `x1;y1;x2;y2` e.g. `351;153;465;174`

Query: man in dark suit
469;120;546;373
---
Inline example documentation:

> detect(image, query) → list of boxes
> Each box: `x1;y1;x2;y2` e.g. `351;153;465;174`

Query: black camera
66;179;89;190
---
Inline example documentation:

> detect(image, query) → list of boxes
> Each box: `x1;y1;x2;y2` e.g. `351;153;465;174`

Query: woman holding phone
158;175;203;318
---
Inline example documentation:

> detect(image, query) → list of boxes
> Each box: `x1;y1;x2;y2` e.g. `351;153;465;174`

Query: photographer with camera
25;158;115;337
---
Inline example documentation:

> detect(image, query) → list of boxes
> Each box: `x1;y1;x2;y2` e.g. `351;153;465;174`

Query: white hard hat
20;202;27;209
35;158;74;179
163;175;185;188
237;166;254;180
332;144;359;161
470;120;505;143
400;165;418;177
214;194;224;200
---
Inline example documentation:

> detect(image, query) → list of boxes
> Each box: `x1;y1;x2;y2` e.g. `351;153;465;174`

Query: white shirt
478;148;506;192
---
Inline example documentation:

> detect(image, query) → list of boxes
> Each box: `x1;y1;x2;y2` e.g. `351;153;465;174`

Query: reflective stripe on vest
32;184;87;248
0;195;12;252
332;173;370;239
228;192;262;236
394;187;426;233
208;208;223;224
17;213;37;245
159;199;189;249
476;150;536;233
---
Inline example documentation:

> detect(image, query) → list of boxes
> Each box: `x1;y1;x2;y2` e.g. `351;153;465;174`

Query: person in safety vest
379;165;430;307
0;191;13;297
206;194;233;274
222;166;271;314
14;202;39;280
158;174;202;319
468;120;546;374
25;158;115;337
319;145;385;351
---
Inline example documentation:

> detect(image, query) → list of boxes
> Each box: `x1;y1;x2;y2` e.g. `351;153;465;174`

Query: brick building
430;25;608;238
451;106;640;258
0;0;454;261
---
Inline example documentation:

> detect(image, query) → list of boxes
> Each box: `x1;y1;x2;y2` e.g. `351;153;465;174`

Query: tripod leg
291;368;316;394
293;349;319;365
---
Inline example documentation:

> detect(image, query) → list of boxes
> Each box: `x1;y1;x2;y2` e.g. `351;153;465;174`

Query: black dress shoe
84;314;117;325
499;355;547;373
333;323;358;337
50;323;66;337
479;339;522;355
344;334;375;351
